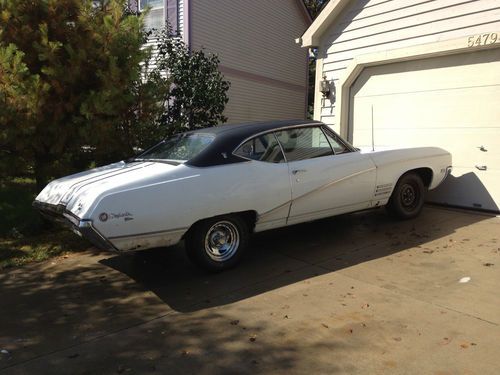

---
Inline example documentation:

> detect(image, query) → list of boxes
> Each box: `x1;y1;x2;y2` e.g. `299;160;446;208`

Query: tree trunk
34;158;51;193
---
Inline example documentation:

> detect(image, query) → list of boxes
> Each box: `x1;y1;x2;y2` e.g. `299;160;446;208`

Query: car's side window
274;127;333;162
322;127;350;154
233;133;285;163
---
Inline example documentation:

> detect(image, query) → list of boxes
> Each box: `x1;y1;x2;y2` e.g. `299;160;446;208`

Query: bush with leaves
153;28;230;136
0;0;168;191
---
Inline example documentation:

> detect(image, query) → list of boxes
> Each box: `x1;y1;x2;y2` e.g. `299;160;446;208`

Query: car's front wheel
386;172;426;219
185;215;249;272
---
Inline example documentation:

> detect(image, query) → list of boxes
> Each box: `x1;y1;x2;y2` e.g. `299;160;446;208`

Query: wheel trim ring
204;221;240;262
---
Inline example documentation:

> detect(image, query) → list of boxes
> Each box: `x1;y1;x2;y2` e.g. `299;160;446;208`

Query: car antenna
371;104;375;152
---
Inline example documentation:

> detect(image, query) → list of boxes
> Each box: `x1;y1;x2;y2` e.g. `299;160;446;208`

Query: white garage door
349;48;500;212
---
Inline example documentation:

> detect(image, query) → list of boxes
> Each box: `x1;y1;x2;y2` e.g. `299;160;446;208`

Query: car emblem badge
99;213;109;222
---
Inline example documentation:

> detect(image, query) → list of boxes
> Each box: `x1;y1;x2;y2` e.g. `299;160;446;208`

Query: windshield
136;133;215;163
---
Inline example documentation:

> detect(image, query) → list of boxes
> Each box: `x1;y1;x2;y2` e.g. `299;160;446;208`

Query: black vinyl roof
186;119;323;167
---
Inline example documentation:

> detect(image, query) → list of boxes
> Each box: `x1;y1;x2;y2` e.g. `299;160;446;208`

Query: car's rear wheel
386;172;426;219
185;215;249;272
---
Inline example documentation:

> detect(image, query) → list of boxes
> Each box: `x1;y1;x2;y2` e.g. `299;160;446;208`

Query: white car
34;120;452;271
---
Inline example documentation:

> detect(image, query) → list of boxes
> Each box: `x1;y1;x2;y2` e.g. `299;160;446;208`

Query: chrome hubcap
204;221;240;262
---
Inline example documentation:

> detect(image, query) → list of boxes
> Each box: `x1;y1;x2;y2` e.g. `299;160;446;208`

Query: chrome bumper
33;201;116;251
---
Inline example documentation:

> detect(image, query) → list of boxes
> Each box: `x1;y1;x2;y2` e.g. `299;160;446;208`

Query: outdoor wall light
320;75;331;98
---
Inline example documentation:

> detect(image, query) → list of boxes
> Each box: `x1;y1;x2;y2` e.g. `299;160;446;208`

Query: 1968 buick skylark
34;120;452;271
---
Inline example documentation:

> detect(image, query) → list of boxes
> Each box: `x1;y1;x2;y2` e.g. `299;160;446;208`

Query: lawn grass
0;230;89;269
0;177;90;269
0;177;40;236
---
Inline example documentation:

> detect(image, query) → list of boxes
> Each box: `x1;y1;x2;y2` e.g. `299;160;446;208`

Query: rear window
137;133;214;162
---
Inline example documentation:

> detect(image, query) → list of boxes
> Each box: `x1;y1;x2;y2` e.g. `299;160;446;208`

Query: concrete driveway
0;206;499;374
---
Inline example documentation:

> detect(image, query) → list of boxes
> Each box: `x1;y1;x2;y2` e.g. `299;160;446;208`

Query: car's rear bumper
33;201;117;251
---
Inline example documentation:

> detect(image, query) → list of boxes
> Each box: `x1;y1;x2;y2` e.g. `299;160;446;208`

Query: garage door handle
292;169;307;175
475;165;487;171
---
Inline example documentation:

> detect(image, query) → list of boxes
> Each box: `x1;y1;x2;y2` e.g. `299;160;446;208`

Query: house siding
316;0;500;131
190;0;309;122
223;76;307;124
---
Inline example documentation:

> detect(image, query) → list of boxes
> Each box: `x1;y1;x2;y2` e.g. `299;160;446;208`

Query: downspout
183;0;191;49
304;48;310;119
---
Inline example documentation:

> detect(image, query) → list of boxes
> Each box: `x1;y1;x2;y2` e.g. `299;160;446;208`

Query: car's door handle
292;169;307;175
475;165;487;171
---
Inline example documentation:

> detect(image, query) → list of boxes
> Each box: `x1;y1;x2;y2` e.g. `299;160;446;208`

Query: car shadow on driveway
0;205;493;372
100;205;489;313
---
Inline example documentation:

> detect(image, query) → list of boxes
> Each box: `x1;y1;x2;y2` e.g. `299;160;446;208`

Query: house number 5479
467;32;498;47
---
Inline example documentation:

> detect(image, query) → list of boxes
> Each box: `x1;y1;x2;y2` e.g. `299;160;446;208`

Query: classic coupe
34;120;452;271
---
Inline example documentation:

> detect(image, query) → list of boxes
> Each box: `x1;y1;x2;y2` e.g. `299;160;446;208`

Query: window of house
275;127;334;162
140;0;164;30
233;133;285;163
139;0;163;10
139;0;178;34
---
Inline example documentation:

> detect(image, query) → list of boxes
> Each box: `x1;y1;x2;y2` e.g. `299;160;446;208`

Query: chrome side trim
287;201;371;222
291;167;376;204
257;167;376;222
258;200;292;220
374;183;393;197
107;227;188;240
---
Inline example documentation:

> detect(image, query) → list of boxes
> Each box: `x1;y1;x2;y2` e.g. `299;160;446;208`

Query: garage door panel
350;48;500;212
352;128;499;167
353;86;500;131
351;50;500;97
